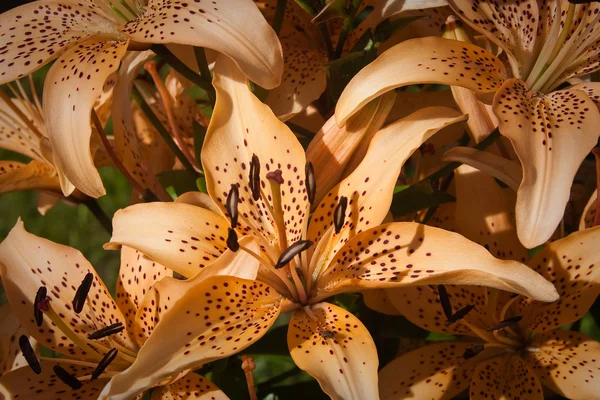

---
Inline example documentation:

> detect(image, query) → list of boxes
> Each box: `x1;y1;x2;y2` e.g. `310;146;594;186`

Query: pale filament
0;90;44;140
266;178;289;254
289;258;308;305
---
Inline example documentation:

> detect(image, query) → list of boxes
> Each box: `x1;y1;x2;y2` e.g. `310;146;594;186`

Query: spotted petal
120;0;283;89
579;190;597;230
0;0;116;84
0;98;45;160
99;277;283;400
0;160;59;194
44;37;128;197
525;330;600;399
518;226;600;333
492;79;600;248
362;289;402;316
203;55;308;249
379;341;481;400
106;202;229;278
335;37;507;126
469;355;543;400
0;303;36;375
315;222;559;303
0;219;135;361
287;302;378;400
151;372;228;400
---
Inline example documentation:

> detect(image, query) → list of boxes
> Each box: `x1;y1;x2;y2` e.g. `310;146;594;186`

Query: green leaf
391;183;455;217
196;176;207;193
157;170;198;197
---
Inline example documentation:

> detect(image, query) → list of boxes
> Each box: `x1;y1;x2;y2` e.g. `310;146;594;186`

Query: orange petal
0;303;37;376
43;38;128;197
0;160;59;194
362;289;402;316
151;371;228;400
99;277;283;400
288;302;378;400
525;330;600;399
579;190;596;230
492;80;600;248
0;98;45;160
335;37;507;126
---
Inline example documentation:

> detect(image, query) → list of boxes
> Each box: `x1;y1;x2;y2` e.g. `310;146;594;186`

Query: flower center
99;0;143;23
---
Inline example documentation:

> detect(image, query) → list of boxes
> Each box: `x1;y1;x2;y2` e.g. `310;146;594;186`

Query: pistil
266;170;289;253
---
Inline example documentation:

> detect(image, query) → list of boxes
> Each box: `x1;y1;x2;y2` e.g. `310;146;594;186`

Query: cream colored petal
306;92;395;205
152;372;228;400
36;192;60;216
0;219;135;360
570;82;600;111
120;0;283;89
106;202;229;278
381;0;448;18
450;86;499;143
335;37;507;126
362;289;402;316
288;302;378;400
525;330;600;400
469;355;543;400
99;277;283;400
0;160;60;194
0;0;115;84
203;55;308;248
175;191;222;215
0;98;44;160
580;190;597;230
44;38;128;197
0;303;37;376
315;222;559;303
518;227;600;333
493;80;600;248
379;341;481;400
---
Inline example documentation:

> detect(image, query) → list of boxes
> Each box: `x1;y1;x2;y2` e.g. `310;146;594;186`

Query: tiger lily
0;0;283;197
335;0;600;249
0;303;39;376
0;219;259;398
97;55;558;400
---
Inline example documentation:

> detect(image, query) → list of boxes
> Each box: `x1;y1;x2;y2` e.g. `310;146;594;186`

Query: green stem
317;23;335;60
132;86;199;176
82;198;112;235
152;44;216;101
193;47;215;104
272;0;288;36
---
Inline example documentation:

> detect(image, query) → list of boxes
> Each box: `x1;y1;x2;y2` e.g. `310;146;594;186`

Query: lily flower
0;0;283;198
0;219;258;398
98;55;558;400
335;1;600;248
0;303;39;376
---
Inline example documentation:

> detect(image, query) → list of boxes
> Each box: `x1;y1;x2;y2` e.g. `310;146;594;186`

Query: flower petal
579;190;596;230
379;341;480;400
0;303;37;375
0;219;135;360
525;330;600;399
308;107;466;263
518;227;600;333
43;38;128;197
381;0;448;18
99;277;283;400
306;92;395;205
287;302;378;400
362;289;402;316
335;37;507;126
0;98;45;160
0;0;115;84
492;80;600;248
120;0;283;89
203;55;308;249
106;202;229;278
315;222;559;303
570;82;600;111
0;160;59;194
469;355;543;400
151;371;228;400
0;360;109;400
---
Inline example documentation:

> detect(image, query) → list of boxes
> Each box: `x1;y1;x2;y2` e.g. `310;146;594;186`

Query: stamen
486;316;523;332
249;154;261;201
319;330;335;339
227;228;240;252
305;162;317;205
463;344;484;359
19;335;41;374
266;170;284;184
53;365;83;390
73;273;94;314
275;240;313;269
226;184;239;228
437;285;453;320
34;286;49;327
241;356;258;400
266;169;289;251
92;348;118;380
88;322;125;340
333;196;348;234
446;305;475;325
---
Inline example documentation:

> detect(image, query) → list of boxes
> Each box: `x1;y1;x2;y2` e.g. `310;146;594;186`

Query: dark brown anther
249;154;261;201
72;272;94;314
226;184;239;228
333;196;348;234
463;344;484;359
437;285;453;320
305;162;316;204
87;322;125;340
275;240;313;269
486;316;523;332
34;286;49;327
446;305;475;326
319;330;335;339
19;335;41;374
227;228;240;252
53;365;82;390
266;169;284;184
92;348;118;380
